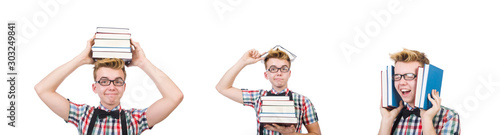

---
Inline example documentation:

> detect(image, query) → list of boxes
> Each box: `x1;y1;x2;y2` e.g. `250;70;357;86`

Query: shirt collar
405;103;417;111
98;103;121;112
270;88;289;95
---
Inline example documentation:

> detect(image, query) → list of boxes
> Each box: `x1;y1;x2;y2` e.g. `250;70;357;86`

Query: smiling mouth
401;89;411;95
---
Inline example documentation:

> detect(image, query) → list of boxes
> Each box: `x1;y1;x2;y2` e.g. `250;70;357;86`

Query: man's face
264;58;291;89
92;67;126;107
393;61;420;105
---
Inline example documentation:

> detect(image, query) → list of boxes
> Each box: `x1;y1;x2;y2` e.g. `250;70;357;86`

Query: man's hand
264;124;296;135
239;49;265;66
420;89;441;135
380;101;404;120
75;36;96;65
420;89;441;119
127;39;148;67
378;101;403;135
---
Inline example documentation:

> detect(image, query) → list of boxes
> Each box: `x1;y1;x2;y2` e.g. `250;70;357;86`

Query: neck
101;102;120;111
273;86;287;92
407;102;415;108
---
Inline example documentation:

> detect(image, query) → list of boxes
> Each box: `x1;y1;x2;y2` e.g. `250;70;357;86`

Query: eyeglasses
95;78;125;86
267;66;290;73
393;73;417;81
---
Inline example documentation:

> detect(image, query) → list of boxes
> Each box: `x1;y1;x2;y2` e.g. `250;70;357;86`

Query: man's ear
264;72;269;80
92;83;97;93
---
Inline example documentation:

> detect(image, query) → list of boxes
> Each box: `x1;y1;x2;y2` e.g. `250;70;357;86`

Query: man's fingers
434;91;441;106
429;90;441;106
258;57;265;61
87;36;95;46
264;124;276;131
396;101;404;111
428;93;437;107
130;39;141;48
254;57;264;63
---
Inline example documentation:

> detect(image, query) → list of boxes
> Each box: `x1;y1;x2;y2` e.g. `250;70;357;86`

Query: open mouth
401;89;411;96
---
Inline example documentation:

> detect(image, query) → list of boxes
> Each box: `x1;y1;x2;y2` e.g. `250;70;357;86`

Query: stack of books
92;27;132;64
259;96;298;127
415;64;444;110
381;65;402;108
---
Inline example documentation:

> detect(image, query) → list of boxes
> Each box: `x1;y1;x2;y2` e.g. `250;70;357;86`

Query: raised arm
215;49;264;104
34;37;95;121
128;39;184;128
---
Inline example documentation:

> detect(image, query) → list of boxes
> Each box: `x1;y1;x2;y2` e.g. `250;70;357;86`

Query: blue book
416;64;444;110
381;65;402;108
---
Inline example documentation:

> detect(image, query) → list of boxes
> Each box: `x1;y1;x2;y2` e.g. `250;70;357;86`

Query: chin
402;98;414;104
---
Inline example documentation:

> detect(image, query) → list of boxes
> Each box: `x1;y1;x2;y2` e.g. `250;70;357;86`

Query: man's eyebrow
269;65;289;67
98;77;124;80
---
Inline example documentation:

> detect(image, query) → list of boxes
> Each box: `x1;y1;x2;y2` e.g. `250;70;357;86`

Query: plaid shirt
242;88;319;135
393;104;461;135
66;101;150;135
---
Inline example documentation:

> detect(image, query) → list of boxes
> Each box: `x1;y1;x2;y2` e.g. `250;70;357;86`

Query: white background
1;0;499;134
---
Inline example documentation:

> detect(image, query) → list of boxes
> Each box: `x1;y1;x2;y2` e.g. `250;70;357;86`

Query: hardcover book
95;33;131;39
381;65;402;108
96;27;130;34
260;45;297;62
260;116;298;127
415;64;444;110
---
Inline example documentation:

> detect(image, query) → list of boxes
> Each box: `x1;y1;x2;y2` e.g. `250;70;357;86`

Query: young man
35;36;184;134
378;49;460;135
216;48;321;135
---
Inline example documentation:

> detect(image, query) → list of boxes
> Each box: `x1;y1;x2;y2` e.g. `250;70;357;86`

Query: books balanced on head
260;45;297;63
259;96;298;127
92;27;132;64
381;64;444;110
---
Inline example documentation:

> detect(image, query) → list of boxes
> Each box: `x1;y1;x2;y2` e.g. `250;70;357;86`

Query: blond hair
264;48;291;68
390;48;429;66
93;58;126;80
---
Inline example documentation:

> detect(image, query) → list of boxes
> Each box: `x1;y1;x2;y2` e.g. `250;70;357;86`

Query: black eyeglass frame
95;78;126;86
267;66;290;73
392;73;417;81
